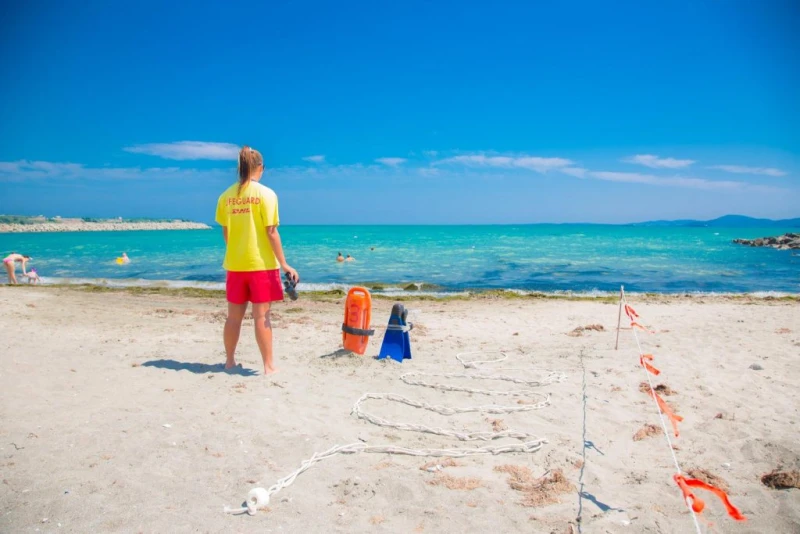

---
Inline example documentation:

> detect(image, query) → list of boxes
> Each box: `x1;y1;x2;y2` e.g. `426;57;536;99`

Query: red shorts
226;270;284;304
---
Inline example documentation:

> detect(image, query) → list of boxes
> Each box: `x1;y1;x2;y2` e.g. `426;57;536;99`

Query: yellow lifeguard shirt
215;181;280;271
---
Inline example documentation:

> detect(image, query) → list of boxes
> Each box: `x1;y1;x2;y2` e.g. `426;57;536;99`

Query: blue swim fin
377;303;412;362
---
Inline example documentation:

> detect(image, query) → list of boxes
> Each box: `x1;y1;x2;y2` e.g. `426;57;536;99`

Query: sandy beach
1;286;798;533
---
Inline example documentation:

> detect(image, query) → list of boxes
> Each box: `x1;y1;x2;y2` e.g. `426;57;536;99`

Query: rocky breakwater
0;221;211;233
733;233;800;250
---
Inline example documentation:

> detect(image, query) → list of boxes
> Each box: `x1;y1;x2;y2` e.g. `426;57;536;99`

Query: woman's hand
283;265;299;284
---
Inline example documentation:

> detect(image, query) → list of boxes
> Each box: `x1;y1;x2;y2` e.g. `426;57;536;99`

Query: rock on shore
733;233;800;250
0;221;211;233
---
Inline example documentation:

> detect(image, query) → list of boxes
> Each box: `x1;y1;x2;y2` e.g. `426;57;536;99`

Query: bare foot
225;361;240;370
264;367;279;376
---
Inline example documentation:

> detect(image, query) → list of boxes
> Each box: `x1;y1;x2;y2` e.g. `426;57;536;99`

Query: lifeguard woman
215;146;299;375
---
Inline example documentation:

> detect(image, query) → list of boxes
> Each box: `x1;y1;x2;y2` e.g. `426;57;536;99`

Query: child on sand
215;146;299;376
24;268;41;285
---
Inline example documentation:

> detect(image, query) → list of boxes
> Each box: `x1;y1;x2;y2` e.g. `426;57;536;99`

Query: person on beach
215;146;299;376
337;252;344;262
24;268;41;285
3;253;31;285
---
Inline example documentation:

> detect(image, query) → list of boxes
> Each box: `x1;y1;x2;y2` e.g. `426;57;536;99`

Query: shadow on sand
319;348;354;359
580;490;625;513
576;349;625;532
141;359;258;376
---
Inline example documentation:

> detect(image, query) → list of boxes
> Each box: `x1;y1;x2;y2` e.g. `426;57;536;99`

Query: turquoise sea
1;226;798;294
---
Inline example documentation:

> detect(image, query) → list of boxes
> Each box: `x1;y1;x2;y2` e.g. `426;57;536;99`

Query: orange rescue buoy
342;287;375;355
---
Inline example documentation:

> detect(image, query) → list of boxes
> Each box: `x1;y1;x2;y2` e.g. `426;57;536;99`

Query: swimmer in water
3;253;31;285
345;254;355;262
337;252;344;263
121;252;130;264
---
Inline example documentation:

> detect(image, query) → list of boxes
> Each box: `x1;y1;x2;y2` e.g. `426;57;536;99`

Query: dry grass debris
633;424;663;441
427;473;483;490
639;382;676;395
761;469;800;489
567;324;605;337
488;418;508;432
494;465;574;506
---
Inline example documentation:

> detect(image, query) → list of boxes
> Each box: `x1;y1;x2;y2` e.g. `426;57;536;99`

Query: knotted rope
224;350;566;515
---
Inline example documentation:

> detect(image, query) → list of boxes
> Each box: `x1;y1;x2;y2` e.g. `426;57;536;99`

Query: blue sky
1;0;798;224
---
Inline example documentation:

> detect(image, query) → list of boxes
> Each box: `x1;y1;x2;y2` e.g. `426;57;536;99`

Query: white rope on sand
400;371;564;396
456;350;508;368
224;350;567;515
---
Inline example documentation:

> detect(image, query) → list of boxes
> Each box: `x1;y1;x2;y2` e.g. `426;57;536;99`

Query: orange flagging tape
673;474;746;521
624;304;639;321
631;321;653;334
626;295;745;527
640;354;661;375
645;388;683;437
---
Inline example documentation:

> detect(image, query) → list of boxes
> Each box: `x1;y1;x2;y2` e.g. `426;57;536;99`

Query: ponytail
237;145;264;195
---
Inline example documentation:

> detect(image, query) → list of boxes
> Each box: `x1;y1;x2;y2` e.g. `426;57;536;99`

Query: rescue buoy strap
386;323;413;332
342;324;375;337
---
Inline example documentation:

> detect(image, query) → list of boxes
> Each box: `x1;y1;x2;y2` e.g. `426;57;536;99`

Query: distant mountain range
631;215;800;228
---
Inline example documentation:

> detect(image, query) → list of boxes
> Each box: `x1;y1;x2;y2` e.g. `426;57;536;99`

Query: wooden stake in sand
614;285;624;350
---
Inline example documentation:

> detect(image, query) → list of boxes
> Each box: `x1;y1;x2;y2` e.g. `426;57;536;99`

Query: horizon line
3;213;799;228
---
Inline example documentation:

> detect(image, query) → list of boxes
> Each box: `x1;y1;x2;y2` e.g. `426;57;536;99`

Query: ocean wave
39;277;466;297
35;277;797;298
43;276;226;291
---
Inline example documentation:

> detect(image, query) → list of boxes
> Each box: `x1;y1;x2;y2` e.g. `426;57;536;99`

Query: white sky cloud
560;167;588;178
0;160;230;182
435;154;573;173
375;157;407;166
707;165;787;177
302;155;326;163
587;170;774;191
431;153;780;191
3;154;785;197
124;141;239;160
623;154;695;169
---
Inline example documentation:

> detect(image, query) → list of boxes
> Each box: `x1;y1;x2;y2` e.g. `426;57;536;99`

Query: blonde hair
237;145;264;195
